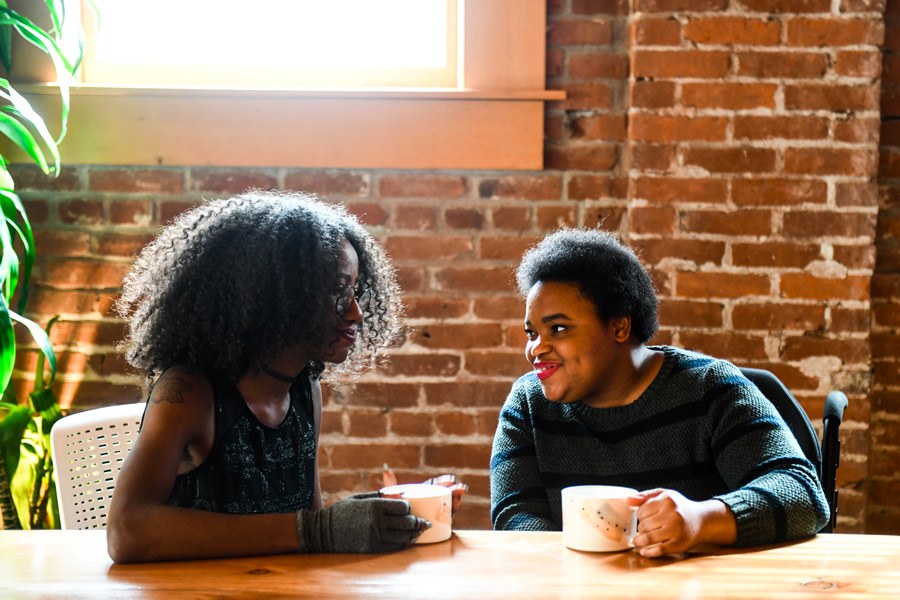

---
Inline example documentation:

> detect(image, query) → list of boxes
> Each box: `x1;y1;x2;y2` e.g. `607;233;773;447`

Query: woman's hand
382;464;468;515
626;489;737;558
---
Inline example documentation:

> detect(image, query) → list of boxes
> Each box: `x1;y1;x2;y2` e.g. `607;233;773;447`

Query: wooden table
1;530;899;598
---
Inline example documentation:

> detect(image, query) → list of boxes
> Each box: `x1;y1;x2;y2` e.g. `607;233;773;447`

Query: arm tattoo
152;377;192;404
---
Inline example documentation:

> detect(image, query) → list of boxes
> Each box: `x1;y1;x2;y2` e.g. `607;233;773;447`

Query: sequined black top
166;373;317;514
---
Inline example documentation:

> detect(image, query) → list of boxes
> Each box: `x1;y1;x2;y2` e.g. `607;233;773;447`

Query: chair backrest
50;402;145;530
739;367;823;481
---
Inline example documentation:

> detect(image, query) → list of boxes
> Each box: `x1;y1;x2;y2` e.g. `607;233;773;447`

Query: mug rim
561;485;638;499
380;483;452;499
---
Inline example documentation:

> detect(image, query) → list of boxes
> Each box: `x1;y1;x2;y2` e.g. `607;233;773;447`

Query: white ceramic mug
380;483;452;544
562;485;639;552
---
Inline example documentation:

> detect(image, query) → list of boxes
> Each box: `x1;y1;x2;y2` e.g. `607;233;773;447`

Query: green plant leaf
0;293;14;391
32;315;58;391
0;187;35;311
0;402;31;487
0;22;10;74
0;78;62;174
44;0;65;36
0;111;49;174
11;424;42;528
9;311;56;385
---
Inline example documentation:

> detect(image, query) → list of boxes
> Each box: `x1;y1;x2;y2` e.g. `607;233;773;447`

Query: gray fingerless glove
296;496;421;554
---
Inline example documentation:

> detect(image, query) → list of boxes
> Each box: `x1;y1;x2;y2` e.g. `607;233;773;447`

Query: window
8;0;563;170
85;0;459;88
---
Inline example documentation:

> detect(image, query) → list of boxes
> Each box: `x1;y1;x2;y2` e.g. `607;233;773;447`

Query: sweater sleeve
490;378;556;531
705;364;830;546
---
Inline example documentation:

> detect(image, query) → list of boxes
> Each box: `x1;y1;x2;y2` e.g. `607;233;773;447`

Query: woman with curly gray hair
108;191;428;563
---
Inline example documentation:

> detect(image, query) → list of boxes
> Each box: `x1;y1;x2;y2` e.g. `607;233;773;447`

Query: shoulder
142;366;216;440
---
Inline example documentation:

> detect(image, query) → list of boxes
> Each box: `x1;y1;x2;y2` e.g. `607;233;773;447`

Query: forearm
696;499;737;547
108;503;299;563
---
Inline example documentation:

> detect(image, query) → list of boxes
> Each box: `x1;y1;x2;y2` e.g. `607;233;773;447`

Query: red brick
629;144;674;171
330;444;420;470
32;230;91;256
635;0;728;10
732;303;826;331
572;0;628;15
568;176;628;200
546;48;564;78
481;236;540;261
159;200;200;224
537;206;577;230
319;410;343;435
491;207;531;230
435;267;517;292
584;205;627;230
683;148;776;173
784;148;879;176
44;259;130;290
737;51;828;78
24;287;116;317
339;383;419;408
473;296;526;321
675;272;771;298
59;199;102;225
109;200;152;226
635;239;726;266
784;84;879;111
684;17;781;45
832;307;870;332
780;337;870;364
425;444;492;469
833;244;876;270
434;413;477;436
403;297;469;319
786;18;883;47
345;202;387;226
658;300;724;328
94;232;154;257
739;0;830;11
552;82;613;111
392;204;436;230
395;266;424;292
632;51;730;78
86;352;132;377
732;179;827;206
7;165;79;191
679;332;768;360
835;50;882;78
880;150;900;179
423;381;513;408
464;351;530;377
633;177;728;204
632;16;682;46
378;354;461;377
544;144;618;171
681;210;771;236
445;208;485;230
783;211;875;238
567;53;629;79
683;83;777;110
631;115;728;142
631;81;676;109
834;116;880;144
189;168;277;194
389;411;433;437
478;176;562;201
411;324;504;349
44;319;127;348
383;236;472;261
630;206;676;234
89;169;184;194
732;242;821;268
54;381;142;411
734;116;828;141
547;18;613;46
571;115;627;141
780;274;870;301
21;199;48;224
378;174;466;199
346;410;388;437
284;171;369;196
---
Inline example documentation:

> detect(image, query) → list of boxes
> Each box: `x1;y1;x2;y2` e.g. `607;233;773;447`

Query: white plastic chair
50;402;145;530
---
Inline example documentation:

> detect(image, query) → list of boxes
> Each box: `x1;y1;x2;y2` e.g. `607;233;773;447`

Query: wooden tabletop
1;529;899;598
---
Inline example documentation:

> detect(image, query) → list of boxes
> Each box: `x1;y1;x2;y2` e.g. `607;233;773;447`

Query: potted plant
0;0;95;529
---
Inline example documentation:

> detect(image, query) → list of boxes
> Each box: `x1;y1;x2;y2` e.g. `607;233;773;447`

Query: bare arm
106;369;299;563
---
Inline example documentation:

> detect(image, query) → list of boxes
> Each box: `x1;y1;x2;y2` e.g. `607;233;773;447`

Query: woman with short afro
108;191;428;563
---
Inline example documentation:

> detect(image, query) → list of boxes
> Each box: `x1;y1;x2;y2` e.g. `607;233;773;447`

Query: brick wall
6;0;898;532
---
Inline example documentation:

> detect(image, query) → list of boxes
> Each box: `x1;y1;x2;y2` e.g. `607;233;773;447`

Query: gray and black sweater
490;345;829;547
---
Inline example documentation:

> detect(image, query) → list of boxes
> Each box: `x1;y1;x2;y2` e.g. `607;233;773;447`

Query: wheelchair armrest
824;391;848;424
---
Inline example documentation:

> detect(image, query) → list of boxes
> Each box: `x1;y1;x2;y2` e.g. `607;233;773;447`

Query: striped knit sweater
490;346;829;547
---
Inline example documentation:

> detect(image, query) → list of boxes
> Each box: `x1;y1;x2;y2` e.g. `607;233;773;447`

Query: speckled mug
562;485;639;552
380;483;452;544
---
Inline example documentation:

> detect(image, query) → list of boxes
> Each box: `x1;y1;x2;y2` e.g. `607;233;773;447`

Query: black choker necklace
260;363;298;383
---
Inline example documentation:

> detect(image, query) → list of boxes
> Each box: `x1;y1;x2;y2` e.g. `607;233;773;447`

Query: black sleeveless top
166;373;318;514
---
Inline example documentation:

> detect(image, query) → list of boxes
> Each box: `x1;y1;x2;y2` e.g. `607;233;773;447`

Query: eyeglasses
335;284;371;315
